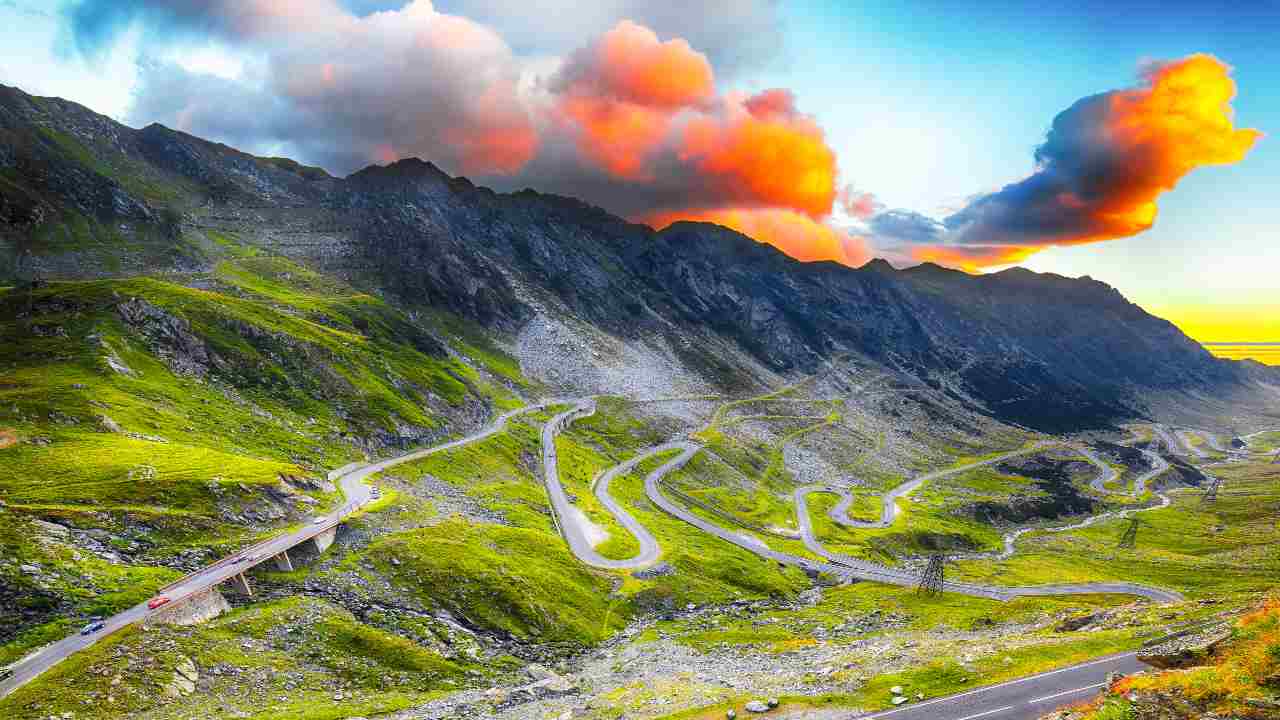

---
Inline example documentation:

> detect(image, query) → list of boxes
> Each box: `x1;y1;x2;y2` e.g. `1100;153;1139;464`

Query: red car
147;596;171;610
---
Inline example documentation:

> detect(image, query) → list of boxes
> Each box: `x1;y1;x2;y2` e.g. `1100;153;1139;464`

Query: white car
313;517;327;525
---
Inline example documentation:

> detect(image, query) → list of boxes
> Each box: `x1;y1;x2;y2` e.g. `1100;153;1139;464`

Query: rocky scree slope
2;82;1276;432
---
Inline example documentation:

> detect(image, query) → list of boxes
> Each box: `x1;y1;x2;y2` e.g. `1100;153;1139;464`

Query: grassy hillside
4;262;1276;720
0;256;522;663
1064;597;1280;720
0;596;479;720
955;458;1280;598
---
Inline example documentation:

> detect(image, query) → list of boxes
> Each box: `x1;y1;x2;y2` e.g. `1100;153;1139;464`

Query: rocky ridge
3;82;1279;433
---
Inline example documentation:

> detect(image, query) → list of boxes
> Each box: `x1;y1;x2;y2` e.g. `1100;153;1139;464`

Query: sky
0;0;1275;356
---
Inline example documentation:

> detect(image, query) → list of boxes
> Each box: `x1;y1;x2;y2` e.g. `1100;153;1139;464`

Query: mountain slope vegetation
3;82;1277;433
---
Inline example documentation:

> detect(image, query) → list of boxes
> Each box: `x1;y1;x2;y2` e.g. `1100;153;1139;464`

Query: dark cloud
940;54;1259;253
59;1;851;267
63;0;248;58
850;53;1267;271
64;0;781;76
867;209;944;244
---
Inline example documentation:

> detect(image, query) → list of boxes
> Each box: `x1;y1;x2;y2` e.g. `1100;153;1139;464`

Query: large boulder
1055;611;1107;632
163;656;199;697
1137;624;1232;669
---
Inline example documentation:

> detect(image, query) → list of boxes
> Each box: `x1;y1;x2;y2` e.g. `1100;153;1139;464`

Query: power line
1118;517;1139;549
1201;476;1221;504
917;554;945;596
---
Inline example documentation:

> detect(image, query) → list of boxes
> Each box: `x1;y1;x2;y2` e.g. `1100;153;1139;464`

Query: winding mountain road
585;442;687;568
0;400;565;701
539;376;1190;604
4;393;1195;701
557;409;1183;602
857;651;1149;720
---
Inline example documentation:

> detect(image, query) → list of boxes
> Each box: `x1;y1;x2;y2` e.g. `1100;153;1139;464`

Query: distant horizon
1199;341;1280;365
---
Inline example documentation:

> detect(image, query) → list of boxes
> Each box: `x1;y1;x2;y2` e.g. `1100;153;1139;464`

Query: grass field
953;458;1280;598
0;596;483;720
0;257;524;668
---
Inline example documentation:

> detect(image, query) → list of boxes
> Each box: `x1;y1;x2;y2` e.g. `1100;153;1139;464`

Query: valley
1;335;1275;719
0;81;1278;720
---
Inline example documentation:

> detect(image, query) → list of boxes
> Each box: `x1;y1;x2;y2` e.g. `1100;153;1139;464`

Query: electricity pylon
917;554;945;596
1201;476;1221;504
1118;517;1140;549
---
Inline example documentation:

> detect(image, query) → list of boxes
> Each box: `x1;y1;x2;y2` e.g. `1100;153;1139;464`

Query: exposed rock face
1137;623;1232;669
631;562;675;580
3;82;1277;432
146;588;231;627
163;656;199;697
1055;611;1107;633
961;456;1099;524
117;297;216;377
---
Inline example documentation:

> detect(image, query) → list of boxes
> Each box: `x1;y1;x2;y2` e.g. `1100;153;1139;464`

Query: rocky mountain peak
1;81;1274;432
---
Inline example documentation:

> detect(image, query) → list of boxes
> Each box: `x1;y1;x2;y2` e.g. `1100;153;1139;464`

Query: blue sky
760;1;1278;339
1;0;1275;342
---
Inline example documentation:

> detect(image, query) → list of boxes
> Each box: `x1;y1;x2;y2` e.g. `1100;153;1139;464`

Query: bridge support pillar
145;587;230;627
227;572;252;596
273;551;294;572
310;526;337;554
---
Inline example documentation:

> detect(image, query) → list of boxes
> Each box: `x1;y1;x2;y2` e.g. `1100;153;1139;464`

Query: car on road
79;621;105;636
147;596;171;610
246;553;262;562
313;516;327;525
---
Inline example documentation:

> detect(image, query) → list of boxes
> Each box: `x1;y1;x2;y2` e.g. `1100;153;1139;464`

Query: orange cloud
448;78;540;175
932;53;1261;268
677;92;838;218
551;26;844;266
557;95;672;179
588;20;715;108
908;244;1041;273
642;207;870;267
554;20;716;179
742;88;797;120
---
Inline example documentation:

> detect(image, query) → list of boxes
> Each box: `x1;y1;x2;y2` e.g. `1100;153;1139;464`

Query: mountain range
2;81;1276;433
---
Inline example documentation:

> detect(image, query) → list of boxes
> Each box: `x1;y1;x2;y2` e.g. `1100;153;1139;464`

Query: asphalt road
857;652;1148;720
0;400;560;700
586;442;688;568
2;396;1189;701
636;440;1182;603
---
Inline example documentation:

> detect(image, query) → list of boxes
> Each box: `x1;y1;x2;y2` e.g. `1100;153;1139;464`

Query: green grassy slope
954;458;1280;597
0;256;521;662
